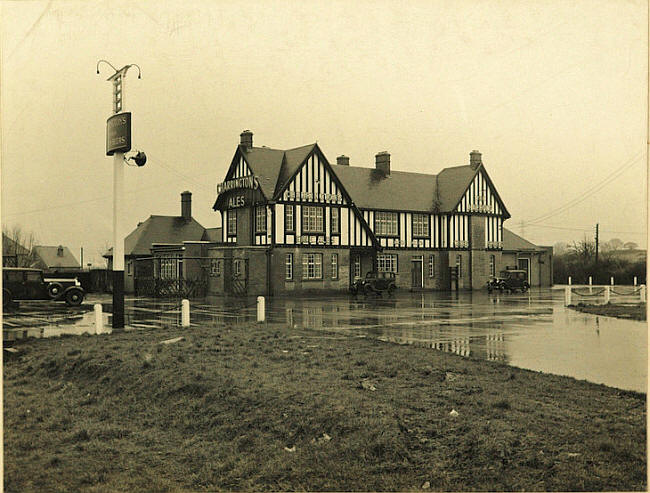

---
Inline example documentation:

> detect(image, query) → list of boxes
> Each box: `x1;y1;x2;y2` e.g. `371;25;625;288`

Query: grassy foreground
571;302;646;321
4;322;647;492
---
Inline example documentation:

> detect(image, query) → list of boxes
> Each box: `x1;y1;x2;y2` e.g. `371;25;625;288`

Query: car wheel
364;284;374;296
3;289;12;309
65;289;84;306
522;283;529;292
48;283;63;298
387;285;395;296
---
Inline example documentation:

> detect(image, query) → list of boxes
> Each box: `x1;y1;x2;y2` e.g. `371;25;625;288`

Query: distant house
502;229;553;287
32;245;81;274
2;233;31;267
104;191;210;293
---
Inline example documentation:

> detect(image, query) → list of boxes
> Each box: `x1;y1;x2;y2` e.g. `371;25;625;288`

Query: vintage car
487;269;530;293
2;267;85;308
351;271;397;296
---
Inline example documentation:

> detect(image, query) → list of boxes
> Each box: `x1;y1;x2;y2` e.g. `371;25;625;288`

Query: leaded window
375;211;398;236
285;205;295;232
331;253;338;279
331;208;340;234
302;253;322;280
377;254;398;273
412;214;429;237
227;210;237;235
302;206;324;233
286;253;293;280
255;206;266;233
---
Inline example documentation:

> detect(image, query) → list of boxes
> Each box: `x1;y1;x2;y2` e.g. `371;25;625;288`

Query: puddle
3;289;646;393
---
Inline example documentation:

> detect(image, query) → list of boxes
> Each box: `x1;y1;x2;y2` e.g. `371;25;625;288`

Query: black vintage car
2;268;85;308
487;269;530;293
351;271;397;296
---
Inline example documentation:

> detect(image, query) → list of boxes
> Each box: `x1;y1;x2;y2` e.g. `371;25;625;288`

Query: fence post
603;286;610;305
588;276;592;294
564;286;571;306
94;304;104;334
257;296;265;322
634;276;638;286
641;285;646;302
610;276;614;286
181;299;190;327
568;276;572;286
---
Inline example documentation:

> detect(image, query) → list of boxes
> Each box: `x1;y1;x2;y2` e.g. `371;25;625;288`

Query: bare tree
2;225;38;267
624;241;639;250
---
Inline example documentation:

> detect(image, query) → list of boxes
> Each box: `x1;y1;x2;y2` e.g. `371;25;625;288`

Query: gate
224;258;248;296
134;257;209;298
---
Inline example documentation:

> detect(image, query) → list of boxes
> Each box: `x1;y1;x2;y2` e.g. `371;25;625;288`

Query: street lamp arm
126;64;142;79
96;59;118;76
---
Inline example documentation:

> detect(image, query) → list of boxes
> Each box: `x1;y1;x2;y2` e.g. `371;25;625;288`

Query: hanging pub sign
106;112;132;156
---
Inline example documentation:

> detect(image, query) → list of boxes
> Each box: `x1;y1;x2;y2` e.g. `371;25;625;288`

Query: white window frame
429;255;435;277
210;258;221;277
375;211;398;237
330;207;340;235
331;253;338;279
255;206;267;233
377;254;398;273
302;253;323;280
285;253;293;280
285;205;295;232
354;255;361;279
456;254;462;278
302;206;324;233
412;213;429;238
227;210;237;236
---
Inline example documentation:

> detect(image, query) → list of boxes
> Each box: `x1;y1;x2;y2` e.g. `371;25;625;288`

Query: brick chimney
240;130;253;149
470;150;482;169
336;155;350;166
181;191;192;220
375;151;390;175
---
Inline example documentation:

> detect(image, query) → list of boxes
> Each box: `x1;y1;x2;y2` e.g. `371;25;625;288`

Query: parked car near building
351;271;397;296
2;267;85;308
487;269;530;293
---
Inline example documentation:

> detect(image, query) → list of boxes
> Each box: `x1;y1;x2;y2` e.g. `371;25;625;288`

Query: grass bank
571;302;646;321
4;322;646;492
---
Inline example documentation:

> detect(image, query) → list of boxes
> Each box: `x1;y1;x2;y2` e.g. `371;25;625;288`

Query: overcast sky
1;0;647;266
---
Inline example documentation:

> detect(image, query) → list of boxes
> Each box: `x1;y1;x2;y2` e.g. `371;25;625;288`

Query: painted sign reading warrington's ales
216;175;259;195
106;112;132;156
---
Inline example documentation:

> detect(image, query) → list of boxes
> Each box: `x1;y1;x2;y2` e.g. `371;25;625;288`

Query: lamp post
97;60;142;329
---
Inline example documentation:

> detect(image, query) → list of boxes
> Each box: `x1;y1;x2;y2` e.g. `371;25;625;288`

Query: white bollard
257;296;265;322
94;304;103;334
634;276;638;286
564;286;571;306
603;286;610;304
588;276;592;294
641;285;646;302
181;299;190;327
568;276;572;286
610;277;614;286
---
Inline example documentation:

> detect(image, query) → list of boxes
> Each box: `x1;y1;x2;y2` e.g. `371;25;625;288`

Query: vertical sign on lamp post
98;61;141;329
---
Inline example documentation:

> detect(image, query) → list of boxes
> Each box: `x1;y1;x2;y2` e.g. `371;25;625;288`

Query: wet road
3;289;646;393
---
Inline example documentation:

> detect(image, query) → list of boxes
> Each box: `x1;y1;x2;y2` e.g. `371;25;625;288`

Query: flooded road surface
3;289;646;392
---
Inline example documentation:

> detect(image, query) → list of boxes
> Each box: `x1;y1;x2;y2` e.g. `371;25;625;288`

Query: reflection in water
3;289;646;393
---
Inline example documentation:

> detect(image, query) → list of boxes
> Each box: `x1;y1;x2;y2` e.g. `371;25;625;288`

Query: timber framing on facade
203;130;551;295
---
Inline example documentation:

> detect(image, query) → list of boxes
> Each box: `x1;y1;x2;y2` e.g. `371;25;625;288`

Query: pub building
208;130;550;295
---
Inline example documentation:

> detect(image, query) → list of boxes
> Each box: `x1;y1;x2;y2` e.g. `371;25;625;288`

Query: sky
1;0;647;266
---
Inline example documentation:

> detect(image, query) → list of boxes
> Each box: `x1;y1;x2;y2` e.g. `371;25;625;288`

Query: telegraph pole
595;223;599;265
97;60;142;329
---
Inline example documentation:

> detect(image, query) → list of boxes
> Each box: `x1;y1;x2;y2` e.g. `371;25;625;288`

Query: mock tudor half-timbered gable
274;145;378;249
455;168;503;215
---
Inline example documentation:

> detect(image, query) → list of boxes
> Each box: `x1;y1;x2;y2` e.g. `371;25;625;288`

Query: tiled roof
106;216;206;257
202;227;222;242
502;228;541;251
32;245;80;269
436;165;479;211
275;144;317;196
239;146;285;199
331;165;440;212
